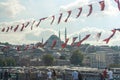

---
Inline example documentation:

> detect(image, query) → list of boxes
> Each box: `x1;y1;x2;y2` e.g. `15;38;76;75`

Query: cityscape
0;0;120;80
0;28;120;68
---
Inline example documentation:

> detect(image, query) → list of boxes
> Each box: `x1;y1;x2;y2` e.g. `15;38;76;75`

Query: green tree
5;58;16;66
0;59;5;67
42;54;55;66
0;58;11;66
59;55;66;60
4;42;9;45
109;64;120;68
111;46;120;51
70;50;84;66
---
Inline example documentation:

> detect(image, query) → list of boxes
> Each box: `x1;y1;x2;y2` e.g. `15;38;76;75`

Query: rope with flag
1;0;119;32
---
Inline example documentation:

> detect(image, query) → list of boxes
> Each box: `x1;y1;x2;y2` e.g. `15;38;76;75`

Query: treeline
0;57;16;67
110;46;120;51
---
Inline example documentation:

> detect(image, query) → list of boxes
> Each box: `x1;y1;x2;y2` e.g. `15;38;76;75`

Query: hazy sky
0;0;120;46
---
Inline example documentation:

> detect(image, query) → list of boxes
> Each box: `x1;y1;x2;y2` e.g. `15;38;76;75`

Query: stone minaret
59;30;61;40
65;27;67;41
42;38;43;44
79;34;81;41
59;30;61;48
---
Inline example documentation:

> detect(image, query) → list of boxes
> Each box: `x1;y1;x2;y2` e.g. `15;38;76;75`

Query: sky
0;0;120;46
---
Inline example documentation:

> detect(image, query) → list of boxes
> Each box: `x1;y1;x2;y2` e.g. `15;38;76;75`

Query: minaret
65;27;67;41
59;30;61;40
59;30;61;48
42;38;43;44
79;34;81;41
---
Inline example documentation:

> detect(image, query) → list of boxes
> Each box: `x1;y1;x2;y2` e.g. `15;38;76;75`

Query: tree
70;50;84;66
59;55;66;60
5;58;16;66
111;46;120;51
0;58;16;67
42;54;55;66
109;64;120;68
0;59;5;67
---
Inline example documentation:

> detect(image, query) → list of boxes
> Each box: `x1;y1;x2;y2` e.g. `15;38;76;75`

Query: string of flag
0;0;120;33
0;0;120;51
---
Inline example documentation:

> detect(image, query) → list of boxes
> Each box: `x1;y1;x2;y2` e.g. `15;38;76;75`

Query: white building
83;45;119;68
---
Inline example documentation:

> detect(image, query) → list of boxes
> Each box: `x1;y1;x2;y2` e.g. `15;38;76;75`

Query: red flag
1;46;6;51
10;26;13;30
32;45;36;49
51;40;57;49
58;13;63;24
36;20;41;27
61;38;69;49
20;23;24;31
31;20;35;30
87;4;93;17
76;7;82;18
99;1;105;11
61;43;66;49
103;29;116;44
111;29;116;33
65;38;69;43
36;42;42;48
71;37;78;46
96;32;102;41
115;28;120;31
6;27;9;32
42;41;48;47
114;0;120;11
1;27;5;32
14;25;19;32
16;46;20;51
77;34;90;47
36;17;47;27
103;39;109;44
24;45;29;50
51;15;55;25
65;11;72;22
25;22;30;28
2;46;10;51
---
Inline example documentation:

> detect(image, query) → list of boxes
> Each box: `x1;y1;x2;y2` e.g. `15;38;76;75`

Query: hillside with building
0;32;120;68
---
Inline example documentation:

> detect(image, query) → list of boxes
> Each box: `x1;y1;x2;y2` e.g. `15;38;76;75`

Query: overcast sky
0;0;120;46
